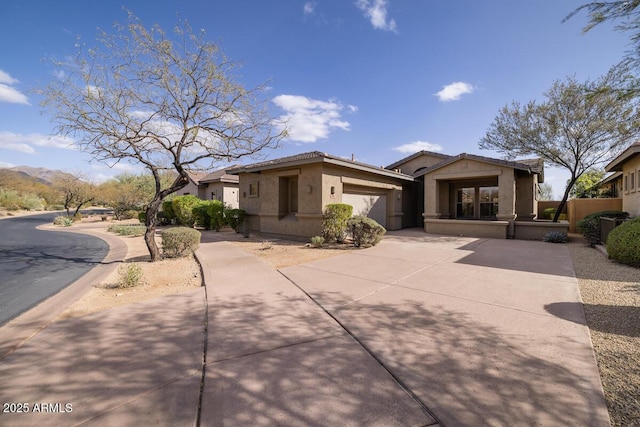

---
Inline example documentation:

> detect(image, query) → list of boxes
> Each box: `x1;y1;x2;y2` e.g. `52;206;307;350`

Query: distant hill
2;166;74;185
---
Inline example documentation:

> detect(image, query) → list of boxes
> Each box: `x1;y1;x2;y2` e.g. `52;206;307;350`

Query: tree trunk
144;197;163;262
553;176;577;222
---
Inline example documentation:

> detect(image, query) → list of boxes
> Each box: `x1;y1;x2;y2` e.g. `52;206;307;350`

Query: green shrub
108;224;146;236
117;263;144;288
162;199;176;221
322;204;353;243
53;215;73;227
607;217;640;267
542;207;557;220
543;231;568;243
310;235;325;248
206;200;225;231
347;215;386;248
172;195;201;227
577;210;629;247
138;211;146;223
116;209;138;220
162;227;201;258
225;208;246;232
191;201;211;229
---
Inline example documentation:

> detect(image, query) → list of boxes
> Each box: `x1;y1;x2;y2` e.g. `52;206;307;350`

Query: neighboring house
179;168;240;209
228;152;413;240
228;150;551;240
605;142;640;217
599;171;623;198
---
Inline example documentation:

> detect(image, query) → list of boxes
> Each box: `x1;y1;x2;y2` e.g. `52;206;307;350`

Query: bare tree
41;12;286;260
480;70;640;222
51;172;96;217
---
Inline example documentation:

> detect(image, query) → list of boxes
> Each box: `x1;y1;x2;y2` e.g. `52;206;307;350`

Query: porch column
497;169;517;221
423;175;440;220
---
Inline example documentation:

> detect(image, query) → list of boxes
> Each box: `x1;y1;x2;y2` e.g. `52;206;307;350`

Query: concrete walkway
0;229;610;426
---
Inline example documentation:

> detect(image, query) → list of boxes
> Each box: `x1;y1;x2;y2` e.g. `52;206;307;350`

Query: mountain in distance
1;166;74;185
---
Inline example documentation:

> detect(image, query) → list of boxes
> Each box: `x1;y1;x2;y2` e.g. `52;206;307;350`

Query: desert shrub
117;263;144;288
206;200;225;231
138;211;146;223
310;235;325;248
322;204;353;243
191;201;211;229
0;189;44;211
172;195;201;227
607;217;640;267
53;215;73;227
162;227;201;258
162;200;176;222
108;224;146;236
347;215;386;248
119;209;139;220
225;208;246;232
72;212;83;222
543;231;568;243
577;210;629;247
542;207;557;220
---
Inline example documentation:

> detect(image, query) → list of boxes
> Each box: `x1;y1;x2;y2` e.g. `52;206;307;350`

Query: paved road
0;212;109;326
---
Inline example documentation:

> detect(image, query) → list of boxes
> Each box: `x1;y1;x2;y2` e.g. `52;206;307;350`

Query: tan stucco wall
622;155;640;217
237;162;407;239
425;219;509;239
423;159;518;220
392;153;449;175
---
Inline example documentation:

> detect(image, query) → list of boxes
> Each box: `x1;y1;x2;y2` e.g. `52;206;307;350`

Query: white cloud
0;70;19;85
272;94;356;143
303;2;316;15
435;82;474;102
393;141;443;154
0;161;16;168
0;70;29;105
355;0;397;32
0;131;76;154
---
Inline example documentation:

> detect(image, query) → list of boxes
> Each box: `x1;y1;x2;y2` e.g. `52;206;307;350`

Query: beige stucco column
423;175;440;220
497;169;517;221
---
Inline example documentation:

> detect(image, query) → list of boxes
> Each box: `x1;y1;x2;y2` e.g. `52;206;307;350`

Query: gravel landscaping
568;238;640;427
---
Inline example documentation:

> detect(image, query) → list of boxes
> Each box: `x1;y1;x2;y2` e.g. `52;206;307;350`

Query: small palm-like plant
543;231;568;243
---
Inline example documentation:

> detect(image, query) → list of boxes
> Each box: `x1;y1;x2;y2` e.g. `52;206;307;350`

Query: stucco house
390;151;545;239
605;142;640;217
179;168;240;209
228;152;413;240
229;150;551;240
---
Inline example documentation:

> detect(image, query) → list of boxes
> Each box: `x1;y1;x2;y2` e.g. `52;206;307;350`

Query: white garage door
342;193;387;228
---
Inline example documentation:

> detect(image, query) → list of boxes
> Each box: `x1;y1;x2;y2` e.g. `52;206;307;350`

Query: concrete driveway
280;229;610;426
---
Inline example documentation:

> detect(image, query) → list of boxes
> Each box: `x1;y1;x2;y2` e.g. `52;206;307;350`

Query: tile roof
227;151;414;181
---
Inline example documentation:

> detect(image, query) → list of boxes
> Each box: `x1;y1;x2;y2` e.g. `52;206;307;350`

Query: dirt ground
45;214;353;319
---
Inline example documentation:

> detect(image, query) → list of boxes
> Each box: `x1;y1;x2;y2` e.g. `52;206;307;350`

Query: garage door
342;193;387;227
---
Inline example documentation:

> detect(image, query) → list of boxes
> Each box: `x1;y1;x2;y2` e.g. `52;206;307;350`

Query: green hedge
577;210;629;246
225;208;246;232
172;195;201;227
322;204;353;243
607;217;640;267
162;227;201;258
347;215;386;248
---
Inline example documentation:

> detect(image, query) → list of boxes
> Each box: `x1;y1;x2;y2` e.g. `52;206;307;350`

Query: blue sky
0;1;631;197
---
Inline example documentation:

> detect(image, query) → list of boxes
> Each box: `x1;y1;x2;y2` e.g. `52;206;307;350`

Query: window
632;172;636;191
624;176;628;192
479;187;499;218
456;188;474;218
249;182;259;197
279;176;298;217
